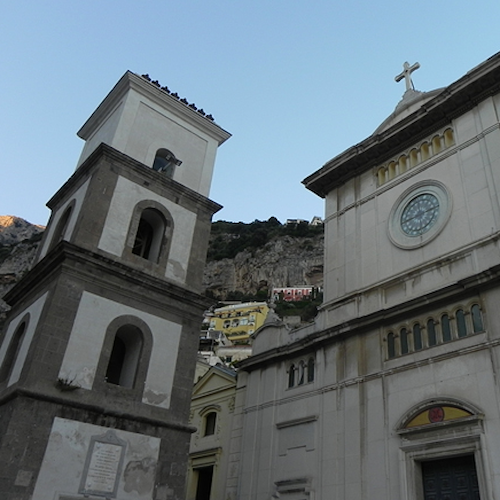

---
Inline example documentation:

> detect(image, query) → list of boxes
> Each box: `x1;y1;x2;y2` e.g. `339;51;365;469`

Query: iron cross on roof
395;61;420;91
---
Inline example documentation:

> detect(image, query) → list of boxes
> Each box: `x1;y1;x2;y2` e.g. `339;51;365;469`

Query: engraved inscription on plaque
86;442;122;492
79;430;126;498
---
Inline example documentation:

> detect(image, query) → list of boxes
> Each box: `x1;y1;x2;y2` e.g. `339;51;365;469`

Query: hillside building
230;53;500;500
272;286;316;302
0;72;229;500
309;216;323;226
205;302;269;344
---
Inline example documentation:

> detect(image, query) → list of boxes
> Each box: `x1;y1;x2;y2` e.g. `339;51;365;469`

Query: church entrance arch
396;398;488;499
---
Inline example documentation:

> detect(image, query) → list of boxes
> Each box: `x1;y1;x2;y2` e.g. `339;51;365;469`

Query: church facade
0;72;229;500
231;53;500;499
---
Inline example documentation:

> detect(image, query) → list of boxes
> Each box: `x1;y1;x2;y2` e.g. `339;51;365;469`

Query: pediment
192;366;236;397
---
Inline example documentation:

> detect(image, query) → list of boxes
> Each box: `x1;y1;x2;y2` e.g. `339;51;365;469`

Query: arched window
456;309;467;338
307;357;315;382
132;208;166;263
427;319;437;346
297;361;305;385
105;325;143;388
288;364;296;388
387;332;396;359
0;320;27;383
441;314;452;342
49;204;73;251
204;412;217;436
471;304;484;333
400;328;409;354
152;148;182;178
413;323;423;351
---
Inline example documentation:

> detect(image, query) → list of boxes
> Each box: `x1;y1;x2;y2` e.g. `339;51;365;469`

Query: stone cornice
78;71;231;146
3;241;212;317
0;387;196;433
304;52;500;197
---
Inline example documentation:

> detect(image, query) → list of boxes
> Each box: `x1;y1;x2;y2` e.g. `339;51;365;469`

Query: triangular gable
192;366;236;398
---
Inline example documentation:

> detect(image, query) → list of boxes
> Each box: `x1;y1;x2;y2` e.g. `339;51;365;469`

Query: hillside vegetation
208;217;323;261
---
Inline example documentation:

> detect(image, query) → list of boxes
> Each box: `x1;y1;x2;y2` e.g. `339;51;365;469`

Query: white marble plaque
79;430;126;498
85;442;122;493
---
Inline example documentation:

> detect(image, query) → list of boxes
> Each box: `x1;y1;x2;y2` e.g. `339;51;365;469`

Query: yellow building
207;302;269;344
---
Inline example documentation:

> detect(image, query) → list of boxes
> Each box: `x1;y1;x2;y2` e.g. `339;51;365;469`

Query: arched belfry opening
105;324;143;388
132;208;167;263
152;148;182;178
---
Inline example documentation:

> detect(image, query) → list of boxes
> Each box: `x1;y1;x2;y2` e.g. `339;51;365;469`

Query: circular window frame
388;181;452;249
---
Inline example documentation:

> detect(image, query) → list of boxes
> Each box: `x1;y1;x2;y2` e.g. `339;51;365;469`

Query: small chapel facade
0;72;229;500
230;54;500;499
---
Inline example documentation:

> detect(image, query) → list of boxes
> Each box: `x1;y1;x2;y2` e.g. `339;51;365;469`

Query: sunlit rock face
0;216;44;245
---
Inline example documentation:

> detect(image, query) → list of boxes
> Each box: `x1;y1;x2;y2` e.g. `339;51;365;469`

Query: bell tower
0;72;230;500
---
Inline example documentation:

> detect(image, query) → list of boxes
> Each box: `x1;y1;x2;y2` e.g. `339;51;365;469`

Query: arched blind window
0;321;27;383
49;205;73;251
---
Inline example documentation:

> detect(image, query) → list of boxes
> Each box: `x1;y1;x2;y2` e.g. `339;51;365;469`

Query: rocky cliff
0;216;324;317
203;234;323;299
0;216;45;322
0;216;45;246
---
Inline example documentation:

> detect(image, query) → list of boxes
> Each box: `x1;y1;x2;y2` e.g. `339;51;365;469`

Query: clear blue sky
1;1;499;226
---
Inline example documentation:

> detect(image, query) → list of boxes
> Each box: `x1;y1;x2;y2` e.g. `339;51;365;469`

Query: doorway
421;454;480;499
195;466;214;500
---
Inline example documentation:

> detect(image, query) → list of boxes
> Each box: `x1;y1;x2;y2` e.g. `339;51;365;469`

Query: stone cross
395;61;420;91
